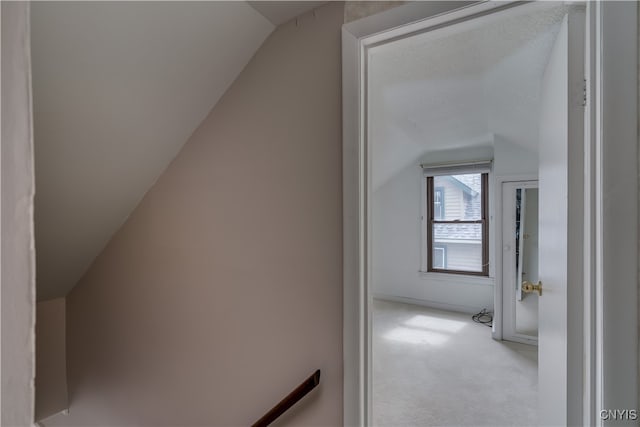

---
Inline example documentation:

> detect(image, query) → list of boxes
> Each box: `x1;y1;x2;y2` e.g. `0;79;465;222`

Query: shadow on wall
35;298;68;421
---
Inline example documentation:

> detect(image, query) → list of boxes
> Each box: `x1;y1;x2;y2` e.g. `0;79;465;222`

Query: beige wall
344;1;406;23
36;298;67;421
1;2;36;426
44;2;344;426
28;1;640;424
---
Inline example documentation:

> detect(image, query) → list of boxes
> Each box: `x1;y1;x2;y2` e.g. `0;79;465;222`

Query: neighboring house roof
451;173;481;194
434;223;482;242
444;175;477;196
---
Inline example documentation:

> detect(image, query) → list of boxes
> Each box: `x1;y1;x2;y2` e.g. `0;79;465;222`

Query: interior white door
537;9;585;426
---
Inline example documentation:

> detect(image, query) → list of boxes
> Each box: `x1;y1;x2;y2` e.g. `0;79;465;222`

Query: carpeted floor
373;299;538;427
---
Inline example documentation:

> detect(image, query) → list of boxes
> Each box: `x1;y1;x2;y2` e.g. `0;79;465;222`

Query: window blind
420;159;492;176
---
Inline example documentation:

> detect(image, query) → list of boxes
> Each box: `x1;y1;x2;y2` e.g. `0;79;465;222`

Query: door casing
501;179;539;346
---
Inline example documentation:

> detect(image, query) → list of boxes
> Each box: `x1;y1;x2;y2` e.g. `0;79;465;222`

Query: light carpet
373;299;538;427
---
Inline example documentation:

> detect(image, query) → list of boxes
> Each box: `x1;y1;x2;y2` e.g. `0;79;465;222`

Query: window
425;172;489;276
433;245;447;269
434;187;444;220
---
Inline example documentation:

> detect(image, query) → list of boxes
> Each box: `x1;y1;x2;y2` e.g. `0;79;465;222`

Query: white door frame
342;1;637;426
493;173;538;343
586;2;638;423
500;179;539;346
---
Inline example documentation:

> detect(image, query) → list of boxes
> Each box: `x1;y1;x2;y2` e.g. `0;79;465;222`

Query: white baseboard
372;293;491;314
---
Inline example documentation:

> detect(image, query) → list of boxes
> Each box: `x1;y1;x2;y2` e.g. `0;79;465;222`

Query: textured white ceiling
32;2;274;301
369;4;569;190
248;1;328;25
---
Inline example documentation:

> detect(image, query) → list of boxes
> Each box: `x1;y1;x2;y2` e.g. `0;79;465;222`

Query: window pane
433;246;446;269
433;223;483;272
433;173;482;221
434;188;444;220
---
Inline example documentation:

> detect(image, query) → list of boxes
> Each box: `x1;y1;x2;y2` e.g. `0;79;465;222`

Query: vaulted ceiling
368;4;569;190
32;1;325;301
32;1;567;301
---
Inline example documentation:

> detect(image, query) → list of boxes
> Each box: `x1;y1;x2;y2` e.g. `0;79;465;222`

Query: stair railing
251;369;321;427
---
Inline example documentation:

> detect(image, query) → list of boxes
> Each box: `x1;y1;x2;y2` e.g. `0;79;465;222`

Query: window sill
417;270;494;285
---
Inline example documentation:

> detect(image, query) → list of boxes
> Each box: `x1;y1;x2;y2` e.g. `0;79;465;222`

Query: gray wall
344;1;405;23
42;3;344;426
1;2;36;426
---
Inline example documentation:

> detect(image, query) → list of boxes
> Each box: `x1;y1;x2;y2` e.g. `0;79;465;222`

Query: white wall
1;3;36;426
493;135;538;177
372;139;538;313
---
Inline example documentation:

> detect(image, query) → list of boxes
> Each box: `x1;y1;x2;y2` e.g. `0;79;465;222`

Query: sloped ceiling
369;4;569;190
32;2;278;301
248;1;328;25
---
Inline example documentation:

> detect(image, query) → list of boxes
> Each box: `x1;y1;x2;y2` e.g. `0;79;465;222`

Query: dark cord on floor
472;309;493;327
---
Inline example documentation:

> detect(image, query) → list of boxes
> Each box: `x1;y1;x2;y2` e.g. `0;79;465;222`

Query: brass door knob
522;280;542;296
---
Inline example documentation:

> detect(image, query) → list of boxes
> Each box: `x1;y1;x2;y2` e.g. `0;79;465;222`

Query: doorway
365;0;565;420
363;0;578;422
342;1;605;425
343;1;638;426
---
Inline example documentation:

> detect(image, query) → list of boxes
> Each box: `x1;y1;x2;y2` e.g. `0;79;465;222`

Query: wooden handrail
251;369;321;427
